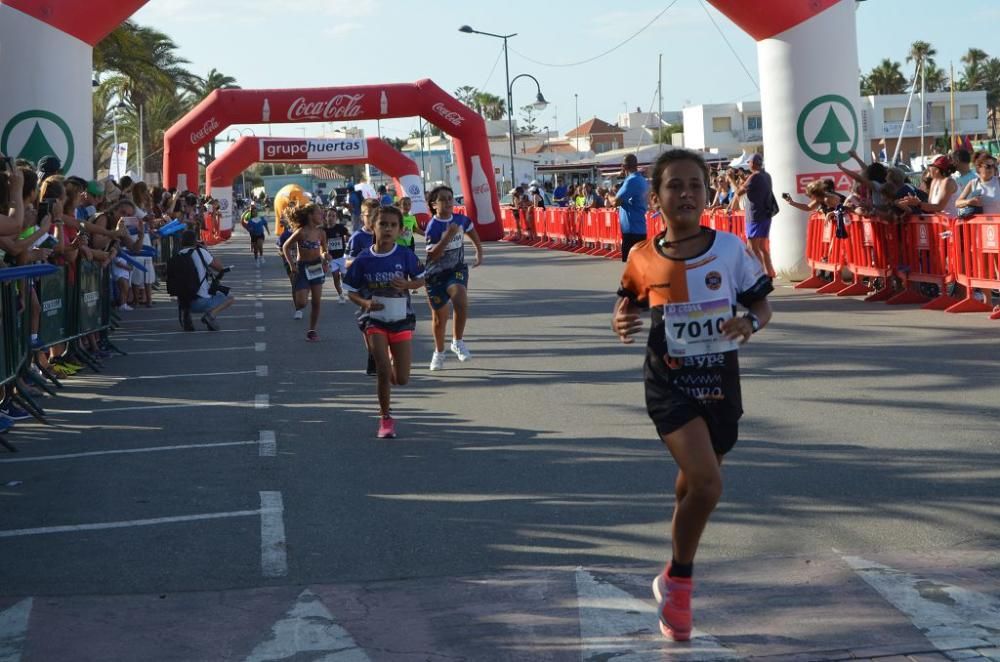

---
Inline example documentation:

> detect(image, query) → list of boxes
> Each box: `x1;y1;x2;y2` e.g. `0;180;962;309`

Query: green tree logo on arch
0;110;75;172
796;95;858;165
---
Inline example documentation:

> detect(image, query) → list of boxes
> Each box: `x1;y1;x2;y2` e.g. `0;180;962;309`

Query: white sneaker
118;304;133;311
293;309;304;320
429;351;446;371
338;293;346;304
451;339;471;362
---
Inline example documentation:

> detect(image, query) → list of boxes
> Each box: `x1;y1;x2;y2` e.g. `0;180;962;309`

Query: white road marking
844;555;1000;652
121;328;254;338
255;326;266;333
243;589;370;662
0;440;257;463
129;369;258;380
255;342;266;352
258;430;276;457
259;491;287;578
574;568;740;661
254;394;270;410
128;345;254;356
0;598;32;662
0;507;271;539
256;365;268;377
46;401;255;415
130;314;262;323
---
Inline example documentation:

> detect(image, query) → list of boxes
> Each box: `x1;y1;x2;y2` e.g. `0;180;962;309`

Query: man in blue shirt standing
612;154;649;262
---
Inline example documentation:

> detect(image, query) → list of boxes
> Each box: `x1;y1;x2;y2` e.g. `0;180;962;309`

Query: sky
131;0;1000;156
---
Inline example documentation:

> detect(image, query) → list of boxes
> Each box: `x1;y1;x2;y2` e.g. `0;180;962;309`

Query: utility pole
658;52;664;152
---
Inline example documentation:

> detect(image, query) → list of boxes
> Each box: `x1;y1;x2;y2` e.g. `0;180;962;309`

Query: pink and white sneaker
376;415;396;439
652;566;693;641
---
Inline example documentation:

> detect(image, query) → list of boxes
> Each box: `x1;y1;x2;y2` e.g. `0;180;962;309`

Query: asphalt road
2;227;999;661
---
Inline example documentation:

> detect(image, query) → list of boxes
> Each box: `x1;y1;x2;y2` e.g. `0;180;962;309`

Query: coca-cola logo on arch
287;94;364;121
432;102;464;127
189;117;220;145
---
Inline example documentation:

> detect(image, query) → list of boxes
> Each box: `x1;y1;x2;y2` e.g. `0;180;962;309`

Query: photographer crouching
174;229;235;331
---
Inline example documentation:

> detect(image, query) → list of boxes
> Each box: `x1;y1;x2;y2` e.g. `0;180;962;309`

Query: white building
862;90;988;163
682;91;989;161
682;101;762;155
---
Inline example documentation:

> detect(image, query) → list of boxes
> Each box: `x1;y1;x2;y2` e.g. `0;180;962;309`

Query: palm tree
187;69;240;165
983;57;1000;137
921;63;948;92
861;59;908;95
96;21;197;177
906;40;936;69
92;79;120;175
473;91;506;121
454;86;478;111
958;47;990;91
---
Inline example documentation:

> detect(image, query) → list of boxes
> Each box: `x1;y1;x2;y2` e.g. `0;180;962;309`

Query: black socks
668;560;693;578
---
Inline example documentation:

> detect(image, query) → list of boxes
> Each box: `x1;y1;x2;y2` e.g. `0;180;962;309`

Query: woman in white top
901;155;959;217
956;152;1000;216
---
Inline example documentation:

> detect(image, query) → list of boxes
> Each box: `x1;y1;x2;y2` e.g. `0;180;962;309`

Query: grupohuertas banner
259;138;368;163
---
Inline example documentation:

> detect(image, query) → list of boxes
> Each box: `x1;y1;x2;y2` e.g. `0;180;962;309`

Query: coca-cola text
287;94;364;121
189;117;220;145
432;102;464;127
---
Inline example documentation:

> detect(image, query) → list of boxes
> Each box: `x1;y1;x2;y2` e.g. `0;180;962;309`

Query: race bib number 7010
663;298;739;357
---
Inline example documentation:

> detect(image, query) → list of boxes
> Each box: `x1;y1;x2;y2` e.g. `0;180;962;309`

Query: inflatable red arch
206;135;432;232
164;80;502;240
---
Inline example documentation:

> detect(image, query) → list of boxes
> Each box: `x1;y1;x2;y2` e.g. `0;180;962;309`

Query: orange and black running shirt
618;230;772;400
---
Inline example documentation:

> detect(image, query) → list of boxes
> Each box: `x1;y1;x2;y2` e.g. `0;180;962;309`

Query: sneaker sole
652;574;692;642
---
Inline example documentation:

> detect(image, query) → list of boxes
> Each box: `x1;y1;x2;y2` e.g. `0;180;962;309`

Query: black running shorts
643;350;742;456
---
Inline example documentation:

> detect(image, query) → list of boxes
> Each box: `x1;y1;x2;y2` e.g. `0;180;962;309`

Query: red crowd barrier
796;211;999;319
948;216;1000;318
888;215;960;309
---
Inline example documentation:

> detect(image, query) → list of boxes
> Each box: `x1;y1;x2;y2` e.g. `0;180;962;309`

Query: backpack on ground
166;248;204;306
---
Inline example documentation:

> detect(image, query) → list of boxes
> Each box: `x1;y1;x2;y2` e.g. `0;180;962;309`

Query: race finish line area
3;0;1000;659
2;234;999;660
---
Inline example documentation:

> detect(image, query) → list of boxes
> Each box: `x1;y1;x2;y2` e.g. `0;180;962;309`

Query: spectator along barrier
795;211;1000;320
497;205;749;258
495;203;999;320
0;261;118;450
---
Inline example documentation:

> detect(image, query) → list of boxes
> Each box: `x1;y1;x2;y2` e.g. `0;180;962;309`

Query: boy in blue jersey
346;198;378;266
241;206;269;266
347;198;381;374
423;185;483;371
343;206;425;439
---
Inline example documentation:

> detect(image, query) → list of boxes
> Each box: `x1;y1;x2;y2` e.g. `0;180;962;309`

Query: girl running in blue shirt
343;206;425;438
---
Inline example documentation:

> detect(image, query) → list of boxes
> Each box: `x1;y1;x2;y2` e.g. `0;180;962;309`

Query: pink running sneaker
306;330;319;342
376;415;396;439
652;567;693;642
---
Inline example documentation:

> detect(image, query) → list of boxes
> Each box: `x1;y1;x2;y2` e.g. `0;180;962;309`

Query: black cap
37;155;62;178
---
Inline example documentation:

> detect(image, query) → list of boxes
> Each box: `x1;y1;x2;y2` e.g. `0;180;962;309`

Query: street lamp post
112;101;126;180
226;128;257;198
458;25;546;191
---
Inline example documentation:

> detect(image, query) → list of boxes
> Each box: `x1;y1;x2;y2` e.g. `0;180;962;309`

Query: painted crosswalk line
0;599;32;662
243;589;370;661
844;555;1000;654
575;568;740;661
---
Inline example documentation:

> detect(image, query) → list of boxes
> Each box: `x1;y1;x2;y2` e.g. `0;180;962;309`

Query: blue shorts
189;293;229;313
294;261;325;291
425;265;469;310
747;218;772;239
